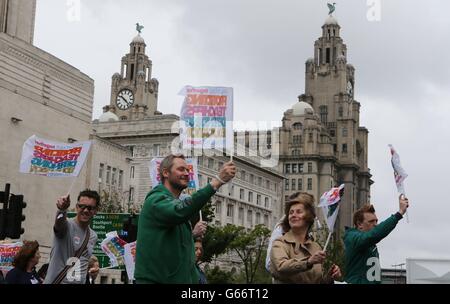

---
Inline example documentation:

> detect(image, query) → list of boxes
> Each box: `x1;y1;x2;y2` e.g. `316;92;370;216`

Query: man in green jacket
135;154;236;283
344;195;409;284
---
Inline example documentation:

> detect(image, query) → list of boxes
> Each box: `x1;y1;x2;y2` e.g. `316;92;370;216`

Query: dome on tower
98;111;119;123
306;58;314;64
292;101;314;116
112;72;121;79
132;34;145;44
324;15;339;26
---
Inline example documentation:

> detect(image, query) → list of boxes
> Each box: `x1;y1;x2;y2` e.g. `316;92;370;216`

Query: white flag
319;184;345;233
19;135;91;177
389;145;408;194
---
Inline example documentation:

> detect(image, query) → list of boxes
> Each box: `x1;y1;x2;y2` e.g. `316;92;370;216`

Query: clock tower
107;28;159;120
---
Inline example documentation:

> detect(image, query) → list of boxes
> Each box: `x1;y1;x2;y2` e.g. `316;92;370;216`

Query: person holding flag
343;195;409;284
135;154;236;284
270;193;341;284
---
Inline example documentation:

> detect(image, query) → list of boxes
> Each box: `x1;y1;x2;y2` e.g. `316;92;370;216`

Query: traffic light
0;184;11;240
7;194;26;239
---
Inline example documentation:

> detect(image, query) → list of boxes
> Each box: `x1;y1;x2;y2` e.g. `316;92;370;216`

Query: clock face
116;89;134;110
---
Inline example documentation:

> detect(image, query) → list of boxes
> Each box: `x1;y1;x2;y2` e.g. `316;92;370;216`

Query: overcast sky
34;0;450;270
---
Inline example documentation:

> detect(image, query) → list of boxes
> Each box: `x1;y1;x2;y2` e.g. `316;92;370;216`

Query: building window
342;144;348;154
330;129;336;137
106;166;111;184
293;135;301;145
292;164;298;174
258;177;262;186
285;179;289;191
291;179;296;191
119;170;123;189
129;187;134;202
257;195;261;205
266;180;270;189
319;48;323;64
218;161;224;170
265;197;269;208
320;105;328;124
285;195;289;203
153;144;160;156
239;208;244;225
227;204;234;217
342;128;348;137
308;133;313;142
299;163;304;173
256;213;261;225
339;106;343;118
264;214;269;227
249;174;254;184
326;48;331;63
247;210;253;226
240;189;245;200
285;164;291;174
130;166;135;179
307;178;313;191
229;185;235;197
112;168;117;185
241;170;246;181
298;179;303;191
292;149;300;156
99;164;104;181
216;201;222;215
293;123;302;130
248;192;253;203
198;174;203;187
308;162;313;173
208;158;214;169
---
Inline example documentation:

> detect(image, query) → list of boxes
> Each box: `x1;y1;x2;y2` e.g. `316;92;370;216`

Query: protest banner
179;86;234;154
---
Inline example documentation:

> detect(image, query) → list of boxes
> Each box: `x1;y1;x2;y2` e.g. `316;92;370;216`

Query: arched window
293;123;303;130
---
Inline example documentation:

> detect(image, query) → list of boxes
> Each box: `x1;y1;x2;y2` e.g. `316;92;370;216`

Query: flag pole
323;232;332;252
401;193;410;223
66;177;77;197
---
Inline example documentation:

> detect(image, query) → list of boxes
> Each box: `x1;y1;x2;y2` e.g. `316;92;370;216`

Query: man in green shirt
135;154;236;283
344;195;409;284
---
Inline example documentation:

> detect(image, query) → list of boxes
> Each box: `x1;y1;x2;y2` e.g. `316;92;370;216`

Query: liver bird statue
327;3;336;15
136;23;144;34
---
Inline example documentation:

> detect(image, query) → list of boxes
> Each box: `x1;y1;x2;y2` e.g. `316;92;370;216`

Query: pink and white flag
389;145;408;195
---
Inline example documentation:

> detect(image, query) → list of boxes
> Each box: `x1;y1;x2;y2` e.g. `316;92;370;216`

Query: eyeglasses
76;203;97;211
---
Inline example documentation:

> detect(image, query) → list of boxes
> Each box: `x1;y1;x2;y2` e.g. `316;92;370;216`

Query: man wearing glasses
44;190;99;284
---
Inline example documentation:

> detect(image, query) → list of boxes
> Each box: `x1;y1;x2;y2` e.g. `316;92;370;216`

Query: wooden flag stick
323;232;332;252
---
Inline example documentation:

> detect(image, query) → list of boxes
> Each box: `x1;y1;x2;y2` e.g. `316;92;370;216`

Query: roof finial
327;3;336;15
136;23;144;34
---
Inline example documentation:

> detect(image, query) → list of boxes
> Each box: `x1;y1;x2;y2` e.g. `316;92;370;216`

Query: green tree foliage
316;228;346;279
201;224;241;263
204;265;236;284
227;224;271;283
98;190;124;213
